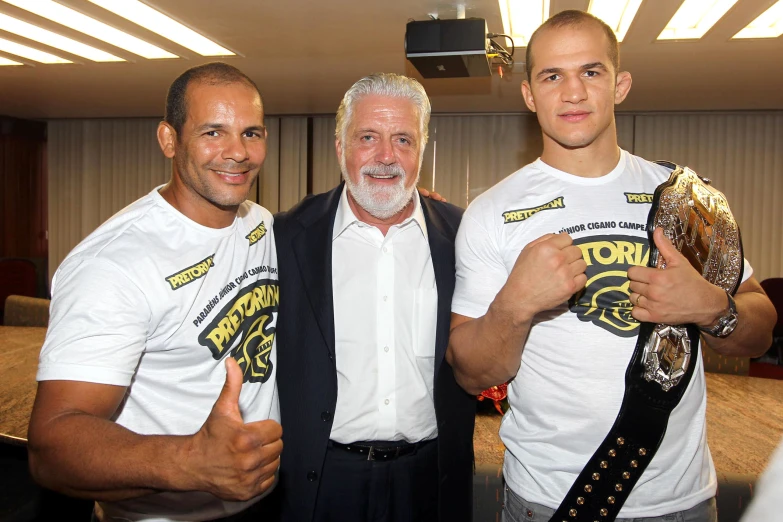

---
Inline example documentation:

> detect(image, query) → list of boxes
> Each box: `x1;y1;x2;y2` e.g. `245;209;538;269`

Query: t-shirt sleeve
451;208;510;319
741;258;753;283
37;257;151;386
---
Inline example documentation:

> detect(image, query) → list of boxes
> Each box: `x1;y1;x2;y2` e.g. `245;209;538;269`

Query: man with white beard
270;73;476;522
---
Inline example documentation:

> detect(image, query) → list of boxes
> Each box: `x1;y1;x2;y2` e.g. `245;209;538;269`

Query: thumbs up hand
627;228;727;327
184;358;283;501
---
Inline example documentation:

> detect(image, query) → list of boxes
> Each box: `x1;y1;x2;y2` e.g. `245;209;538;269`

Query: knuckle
232;431;255;452
237;453;260;473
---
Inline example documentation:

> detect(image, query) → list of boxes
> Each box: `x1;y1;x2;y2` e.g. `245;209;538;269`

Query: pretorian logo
165;255;215;290
246;222;267;246
198;279;279;383
503;197;565;224
569;235;650;337
624;192;654;204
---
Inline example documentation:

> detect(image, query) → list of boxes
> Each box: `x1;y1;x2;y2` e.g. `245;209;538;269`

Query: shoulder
239;200;274;224
625;151;674;183
421;196;463;228
462;163;537;228
64;191;163;263
275;186;341;229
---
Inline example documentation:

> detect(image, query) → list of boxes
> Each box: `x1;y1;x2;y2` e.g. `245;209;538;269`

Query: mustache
360;164;406;177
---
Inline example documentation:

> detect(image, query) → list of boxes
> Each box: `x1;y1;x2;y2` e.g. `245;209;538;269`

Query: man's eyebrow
194;123;225;133
193;123;266;133
535;62;609;79
243;125;266;134
581;62;608;71
536;67;563;79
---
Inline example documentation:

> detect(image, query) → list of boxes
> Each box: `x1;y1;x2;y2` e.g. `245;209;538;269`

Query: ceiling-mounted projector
405;18;491;78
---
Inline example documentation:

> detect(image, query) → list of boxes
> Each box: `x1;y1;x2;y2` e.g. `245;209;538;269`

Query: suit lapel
290;186;342;359
420;197;456;381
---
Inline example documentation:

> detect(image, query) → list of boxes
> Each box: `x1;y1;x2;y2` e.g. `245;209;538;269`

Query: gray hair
335;73;431;152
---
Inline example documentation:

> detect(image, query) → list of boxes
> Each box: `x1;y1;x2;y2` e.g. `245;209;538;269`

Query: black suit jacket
272;184;476;522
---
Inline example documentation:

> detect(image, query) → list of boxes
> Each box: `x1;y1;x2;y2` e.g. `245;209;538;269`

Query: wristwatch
699;291;739;338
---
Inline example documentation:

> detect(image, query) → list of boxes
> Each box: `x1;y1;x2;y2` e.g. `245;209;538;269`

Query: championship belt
549;162;743;522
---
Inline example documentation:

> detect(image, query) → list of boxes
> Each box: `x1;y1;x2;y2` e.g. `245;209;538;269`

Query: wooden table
474;373;783;476
0;326;46;445
704;373;783;476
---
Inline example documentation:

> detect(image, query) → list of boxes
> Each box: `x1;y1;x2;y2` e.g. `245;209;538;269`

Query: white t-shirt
452;149;751;518
38;187;280;522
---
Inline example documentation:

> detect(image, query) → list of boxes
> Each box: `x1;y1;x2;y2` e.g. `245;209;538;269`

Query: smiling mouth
366;173;397;179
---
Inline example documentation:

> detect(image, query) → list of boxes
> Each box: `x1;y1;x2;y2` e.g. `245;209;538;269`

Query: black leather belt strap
548;323;700;522
329;439;434;461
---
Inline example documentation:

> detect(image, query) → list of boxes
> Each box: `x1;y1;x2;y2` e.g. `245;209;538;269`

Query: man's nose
374;138;395;164
222;134;250;162
561;75;588;103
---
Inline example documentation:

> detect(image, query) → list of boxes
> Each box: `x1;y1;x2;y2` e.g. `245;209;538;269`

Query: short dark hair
526;10;619;82
164;62;262;137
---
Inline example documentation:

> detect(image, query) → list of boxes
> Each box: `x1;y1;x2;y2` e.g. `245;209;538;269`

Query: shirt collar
333;186;428;241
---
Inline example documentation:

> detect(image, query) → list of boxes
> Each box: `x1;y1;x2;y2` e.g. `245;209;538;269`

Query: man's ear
521;80;536;113
614;71;632;105
335;138;343;165
157;122;177;159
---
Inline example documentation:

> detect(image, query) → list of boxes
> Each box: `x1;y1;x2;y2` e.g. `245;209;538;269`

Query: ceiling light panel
0;12;123;61
588;0;643;42
658;0;740;40
497;0;550;47
733;0;783;39
0;36;71;63
88;0;234;56
0;55;23;65
3;0;177;59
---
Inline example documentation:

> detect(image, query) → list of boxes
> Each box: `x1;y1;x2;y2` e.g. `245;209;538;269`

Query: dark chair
758;278;783;365
3;296;50;327
715;472;756;522
0;259;37;326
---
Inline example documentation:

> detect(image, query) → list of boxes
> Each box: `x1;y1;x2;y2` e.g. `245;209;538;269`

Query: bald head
526;10;619;81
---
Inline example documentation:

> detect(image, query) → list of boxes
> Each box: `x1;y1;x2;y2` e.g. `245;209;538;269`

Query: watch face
719;315;739;337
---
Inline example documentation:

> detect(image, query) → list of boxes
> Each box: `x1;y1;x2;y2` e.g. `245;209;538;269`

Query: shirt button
384;399;390;405
321;411;332;422
307;471;318;482
383;247;388;253
384;346;389;353
383;296;387;301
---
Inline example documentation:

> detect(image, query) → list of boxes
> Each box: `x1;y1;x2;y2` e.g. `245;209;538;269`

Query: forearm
701;291;777;358
28;412;197;501
447;303;532;395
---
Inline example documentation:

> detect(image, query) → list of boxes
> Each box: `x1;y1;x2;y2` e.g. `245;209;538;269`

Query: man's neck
540;132;621;179
346;192;416;237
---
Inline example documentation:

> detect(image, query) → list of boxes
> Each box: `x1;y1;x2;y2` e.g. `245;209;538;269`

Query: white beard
341;159;418;220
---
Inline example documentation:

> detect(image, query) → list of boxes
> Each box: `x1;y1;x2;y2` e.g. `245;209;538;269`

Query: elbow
26;427;65;492
753;302;778;358
27;444;54;489
453;372;485;397
446;344;482;396
448;348;517;396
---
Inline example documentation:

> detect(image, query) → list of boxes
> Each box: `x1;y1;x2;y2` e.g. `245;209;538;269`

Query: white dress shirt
330;187;439;444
